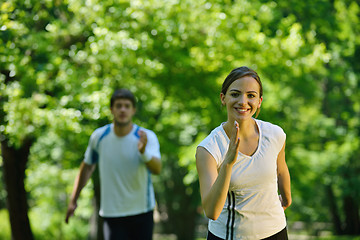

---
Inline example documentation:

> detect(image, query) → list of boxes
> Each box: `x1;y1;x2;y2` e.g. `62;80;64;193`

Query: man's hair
110;89;137;107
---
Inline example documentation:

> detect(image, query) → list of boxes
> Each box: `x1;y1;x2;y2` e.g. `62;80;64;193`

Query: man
65;89;162;240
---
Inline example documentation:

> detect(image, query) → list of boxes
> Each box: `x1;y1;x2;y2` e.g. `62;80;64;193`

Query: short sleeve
144;130;161;159
84;131;99;165
197;130;226;168
198;140;220;165
275;126;286;153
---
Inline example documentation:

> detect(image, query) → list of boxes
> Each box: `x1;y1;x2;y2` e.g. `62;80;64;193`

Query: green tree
267;0;360;234
1;0;359;239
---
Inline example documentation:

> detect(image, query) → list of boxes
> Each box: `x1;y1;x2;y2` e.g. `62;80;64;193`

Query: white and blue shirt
84;123;161;217
198;119;287;239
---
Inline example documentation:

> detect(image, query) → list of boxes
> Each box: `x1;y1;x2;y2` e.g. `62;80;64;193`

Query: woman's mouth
235;107;250;113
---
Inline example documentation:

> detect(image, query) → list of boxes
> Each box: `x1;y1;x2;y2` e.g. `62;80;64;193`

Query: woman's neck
223;118;257;139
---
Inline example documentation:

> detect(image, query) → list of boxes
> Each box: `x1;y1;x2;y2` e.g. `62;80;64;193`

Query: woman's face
220;76;263;122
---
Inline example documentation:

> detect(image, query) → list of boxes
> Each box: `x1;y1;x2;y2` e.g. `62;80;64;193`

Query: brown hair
110;89;136;107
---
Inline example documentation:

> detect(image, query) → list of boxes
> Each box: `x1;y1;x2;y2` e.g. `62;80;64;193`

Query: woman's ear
220;92;226;106
258;96;263;108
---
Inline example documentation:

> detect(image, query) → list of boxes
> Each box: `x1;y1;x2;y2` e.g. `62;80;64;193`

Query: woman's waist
223;187;281;212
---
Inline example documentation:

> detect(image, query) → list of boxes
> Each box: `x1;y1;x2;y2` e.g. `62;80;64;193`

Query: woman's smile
221;76;263;122
234;107;251;114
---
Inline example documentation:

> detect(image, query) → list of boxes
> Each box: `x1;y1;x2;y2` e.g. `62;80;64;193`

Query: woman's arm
196;121;240;220
196;147;234;220
277;143;292;210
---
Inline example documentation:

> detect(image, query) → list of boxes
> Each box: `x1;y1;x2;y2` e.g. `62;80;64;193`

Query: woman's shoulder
256;119;285;136
256;119;286;149
197;124;228;165
256;118;283;130
198;124;227;149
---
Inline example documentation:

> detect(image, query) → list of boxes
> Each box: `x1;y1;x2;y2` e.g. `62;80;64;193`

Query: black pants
207;227;288;240
103;211;154;240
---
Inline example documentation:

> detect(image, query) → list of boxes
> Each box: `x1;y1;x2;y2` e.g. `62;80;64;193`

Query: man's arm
65;162;96;223
138;130;162;175
145;157;161;175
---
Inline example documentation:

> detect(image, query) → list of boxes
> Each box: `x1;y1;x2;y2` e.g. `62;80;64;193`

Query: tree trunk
326;184;343;235
1;138;33;240
343;195;360;235
162;158;199;240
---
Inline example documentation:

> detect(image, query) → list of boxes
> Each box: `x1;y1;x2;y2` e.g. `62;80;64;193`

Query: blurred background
0;0;359;239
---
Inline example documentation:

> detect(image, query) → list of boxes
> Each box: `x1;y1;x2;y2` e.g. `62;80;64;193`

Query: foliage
0;209;11;239
26;164;94;239
316;236;360;240
1;0;359;239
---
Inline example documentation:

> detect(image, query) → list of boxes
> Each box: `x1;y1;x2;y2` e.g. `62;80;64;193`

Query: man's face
110;98;136;127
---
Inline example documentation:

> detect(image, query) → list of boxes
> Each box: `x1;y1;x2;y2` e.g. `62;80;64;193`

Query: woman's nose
238;94;247;104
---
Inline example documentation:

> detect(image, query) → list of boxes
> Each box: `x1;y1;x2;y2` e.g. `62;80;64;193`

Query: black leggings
103;211;154;240
207;227;288;240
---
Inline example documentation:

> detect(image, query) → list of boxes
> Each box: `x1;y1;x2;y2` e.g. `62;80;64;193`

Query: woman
196;66;291;240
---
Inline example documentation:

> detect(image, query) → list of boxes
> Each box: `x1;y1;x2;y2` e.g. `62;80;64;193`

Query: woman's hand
279;194;291;210
224;121;241;165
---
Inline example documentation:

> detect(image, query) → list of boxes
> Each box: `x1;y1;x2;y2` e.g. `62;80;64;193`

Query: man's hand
65;200;77;224
137;130;147;154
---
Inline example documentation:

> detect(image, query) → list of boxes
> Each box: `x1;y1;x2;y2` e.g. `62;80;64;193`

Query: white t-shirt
198;119;286;239
84;123;161;217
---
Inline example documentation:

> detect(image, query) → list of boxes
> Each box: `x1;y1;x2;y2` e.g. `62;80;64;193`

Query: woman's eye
231;93;239;97
248;94;255;98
